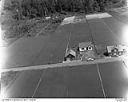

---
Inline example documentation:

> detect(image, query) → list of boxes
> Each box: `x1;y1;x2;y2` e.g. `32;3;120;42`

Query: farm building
64;49;76;62
107;45;128;57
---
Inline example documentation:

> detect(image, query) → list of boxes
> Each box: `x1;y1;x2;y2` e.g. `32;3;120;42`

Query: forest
3;0;126;20
1;0;126;39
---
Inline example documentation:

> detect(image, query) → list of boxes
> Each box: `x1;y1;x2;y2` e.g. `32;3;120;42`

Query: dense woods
3;0;126;20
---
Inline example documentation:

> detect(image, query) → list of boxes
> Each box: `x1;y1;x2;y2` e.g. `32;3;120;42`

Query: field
2;61;128;98
1;0;128;98
1;8;128;98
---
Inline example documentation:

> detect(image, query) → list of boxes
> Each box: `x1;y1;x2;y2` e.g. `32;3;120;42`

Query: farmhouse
78;42;94;54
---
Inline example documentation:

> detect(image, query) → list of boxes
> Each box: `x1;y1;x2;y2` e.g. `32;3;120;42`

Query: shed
64;49;76;61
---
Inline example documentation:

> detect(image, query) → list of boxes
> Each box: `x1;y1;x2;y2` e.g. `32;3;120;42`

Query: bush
4;19;38;38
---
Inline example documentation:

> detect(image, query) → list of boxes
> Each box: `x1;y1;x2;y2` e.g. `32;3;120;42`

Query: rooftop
65;49;76;57
79;42;93;48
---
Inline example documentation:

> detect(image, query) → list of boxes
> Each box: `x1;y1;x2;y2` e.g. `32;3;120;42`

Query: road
4;61;128;98
2;9;128;98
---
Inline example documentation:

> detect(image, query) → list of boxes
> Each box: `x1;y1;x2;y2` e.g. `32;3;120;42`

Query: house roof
79;42;93;48
65;49;76;57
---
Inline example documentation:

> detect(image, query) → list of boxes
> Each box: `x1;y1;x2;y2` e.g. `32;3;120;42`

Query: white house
79;42;94;52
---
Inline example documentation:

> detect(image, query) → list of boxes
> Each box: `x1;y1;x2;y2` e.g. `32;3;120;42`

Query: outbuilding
64;49;76;62
107;45;128;57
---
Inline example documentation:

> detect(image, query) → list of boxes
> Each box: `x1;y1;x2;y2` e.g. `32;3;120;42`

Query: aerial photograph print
0;0;128;100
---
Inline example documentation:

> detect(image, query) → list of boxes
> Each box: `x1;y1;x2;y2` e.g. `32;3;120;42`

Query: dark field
2;9;128;98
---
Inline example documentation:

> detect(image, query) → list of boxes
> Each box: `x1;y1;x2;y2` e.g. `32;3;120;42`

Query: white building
79;42;94;53
107;45;128;56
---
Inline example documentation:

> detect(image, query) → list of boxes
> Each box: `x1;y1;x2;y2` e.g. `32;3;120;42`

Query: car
86;57;94;61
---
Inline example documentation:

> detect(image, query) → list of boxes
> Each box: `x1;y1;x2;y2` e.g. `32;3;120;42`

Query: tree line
3;0;126;20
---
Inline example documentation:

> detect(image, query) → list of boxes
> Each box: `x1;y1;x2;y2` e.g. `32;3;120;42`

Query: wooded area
3;0;126;20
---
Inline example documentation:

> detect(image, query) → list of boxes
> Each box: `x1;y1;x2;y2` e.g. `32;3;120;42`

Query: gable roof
79;42;93;48
65;49;76;57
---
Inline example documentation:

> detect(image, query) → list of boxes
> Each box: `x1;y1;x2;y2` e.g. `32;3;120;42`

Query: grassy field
1;13;65;46
1;71;21;91
0;0;126;95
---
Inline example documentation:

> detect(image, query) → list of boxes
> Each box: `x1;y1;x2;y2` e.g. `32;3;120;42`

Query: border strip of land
2;56;128;72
